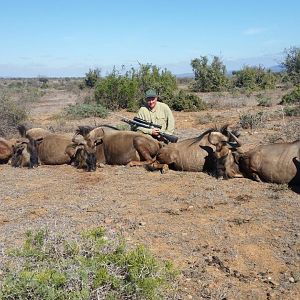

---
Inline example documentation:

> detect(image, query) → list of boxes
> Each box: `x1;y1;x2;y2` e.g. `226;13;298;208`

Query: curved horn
228;130;242;147
17;124;27;138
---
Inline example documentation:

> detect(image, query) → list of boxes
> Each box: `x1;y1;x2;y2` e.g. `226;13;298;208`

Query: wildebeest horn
17;124;27;137
228;130;242;147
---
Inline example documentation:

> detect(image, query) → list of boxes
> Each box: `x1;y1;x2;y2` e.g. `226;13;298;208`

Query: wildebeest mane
189;128;218;146
76;124;119;136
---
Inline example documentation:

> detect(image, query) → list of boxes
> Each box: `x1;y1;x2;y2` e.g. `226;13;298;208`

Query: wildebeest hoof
160;165;169;174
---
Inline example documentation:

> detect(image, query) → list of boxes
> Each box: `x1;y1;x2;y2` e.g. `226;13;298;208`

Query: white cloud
243;27;266;35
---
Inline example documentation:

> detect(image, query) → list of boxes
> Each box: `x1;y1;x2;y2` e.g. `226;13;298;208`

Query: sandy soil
0;89;299;299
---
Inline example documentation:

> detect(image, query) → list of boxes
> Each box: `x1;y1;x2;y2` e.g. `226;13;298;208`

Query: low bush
239;111;264;130
232;66;277;91
284;105;300;116
0;228;178;299
280;85;300;104
256;94;272;107
170;90;206;111
64;103;108;119
0;94;27;136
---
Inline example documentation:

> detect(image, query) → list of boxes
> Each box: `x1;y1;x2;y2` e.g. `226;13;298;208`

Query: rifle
121;116;178;144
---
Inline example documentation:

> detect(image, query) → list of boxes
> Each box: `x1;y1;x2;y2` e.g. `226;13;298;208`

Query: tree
85;68;101;88
281;46;300;84
191;56;228;92
232;65;276;90
94;64;177;111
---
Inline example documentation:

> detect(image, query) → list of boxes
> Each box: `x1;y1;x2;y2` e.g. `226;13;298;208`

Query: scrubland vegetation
0;46;299;299
0;228;177;299
1;46;299;137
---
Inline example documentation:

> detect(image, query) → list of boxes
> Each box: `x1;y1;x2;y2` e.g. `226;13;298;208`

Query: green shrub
281;46;300;85
239;111;264;129
232;66;277;91
280;85;300;104
0;228;178;299
170;90;206;111
191;55;228;92
284;105;300;116
64;103;108;119
94;64;177;111
0;94;27;136
256;94;272;107
84;68;101;88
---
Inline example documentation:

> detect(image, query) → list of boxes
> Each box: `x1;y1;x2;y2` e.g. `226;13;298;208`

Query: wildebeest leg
251;173;262;182
146;161;169;173
128;137;158;167
127;159;156;167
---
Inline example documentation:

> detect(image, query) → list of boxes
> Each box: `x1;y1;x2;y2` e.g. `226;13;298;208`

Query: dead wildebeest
211;132;300;185
148;125;240;173
0;137;18;164
17;124;52;140
74;125;162;169
11;134;90;169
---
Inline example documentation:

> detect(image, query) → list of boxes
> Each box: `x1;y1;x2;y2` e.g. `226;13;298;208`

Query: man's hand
151;128;160;136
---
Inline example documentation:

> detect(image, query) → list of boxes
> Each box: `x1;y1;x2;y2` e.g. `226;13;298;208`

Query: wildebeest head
11;138;39;168
71;130;100;172
208;129;243;179
75;126;105;148
70;143;97;172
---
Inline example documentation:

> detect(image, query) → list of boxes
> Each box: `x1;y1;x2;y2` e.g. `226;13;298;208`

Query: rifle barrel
133;117;162;129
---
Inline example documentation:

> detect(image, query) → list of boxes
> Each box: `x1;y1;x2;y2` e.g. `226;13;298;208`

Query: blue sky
0;0;299;77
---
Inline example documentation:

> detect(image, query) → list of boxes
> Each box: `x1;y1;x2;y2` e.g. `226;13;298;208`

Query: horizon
0;0;299;77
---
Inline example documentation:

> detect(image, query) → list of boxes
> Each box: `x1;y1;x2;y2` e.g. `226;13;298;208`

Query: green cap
145;89;158;99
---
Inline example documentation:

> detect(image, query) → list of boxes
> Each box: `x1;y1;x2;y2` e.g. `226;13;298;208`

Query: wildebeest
212;134;300;185
11;134;88;168
75;126;162;168
148;125;240;173
0;137;17;164
17;124;52;140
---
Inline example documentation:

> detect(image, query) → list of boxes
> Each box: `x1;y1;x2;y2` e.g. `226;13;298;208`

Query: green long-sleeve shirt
135;101;175;135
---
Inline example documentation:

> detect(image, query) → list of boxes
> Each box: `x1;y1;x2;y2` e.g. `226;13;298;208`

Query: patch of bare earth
0;90;299;299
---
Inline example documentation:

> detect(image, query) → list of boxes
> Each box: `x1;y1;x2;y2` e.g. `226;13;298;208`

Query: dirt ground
0;88;300;299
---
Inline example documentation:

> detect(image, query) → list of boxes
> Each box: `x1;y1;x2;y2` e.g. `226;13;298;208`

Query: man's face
147;97;158;110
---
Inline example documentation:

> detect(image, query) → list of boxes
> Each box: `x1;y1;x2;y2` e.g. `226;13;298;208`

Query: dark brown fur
214;140;300;185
